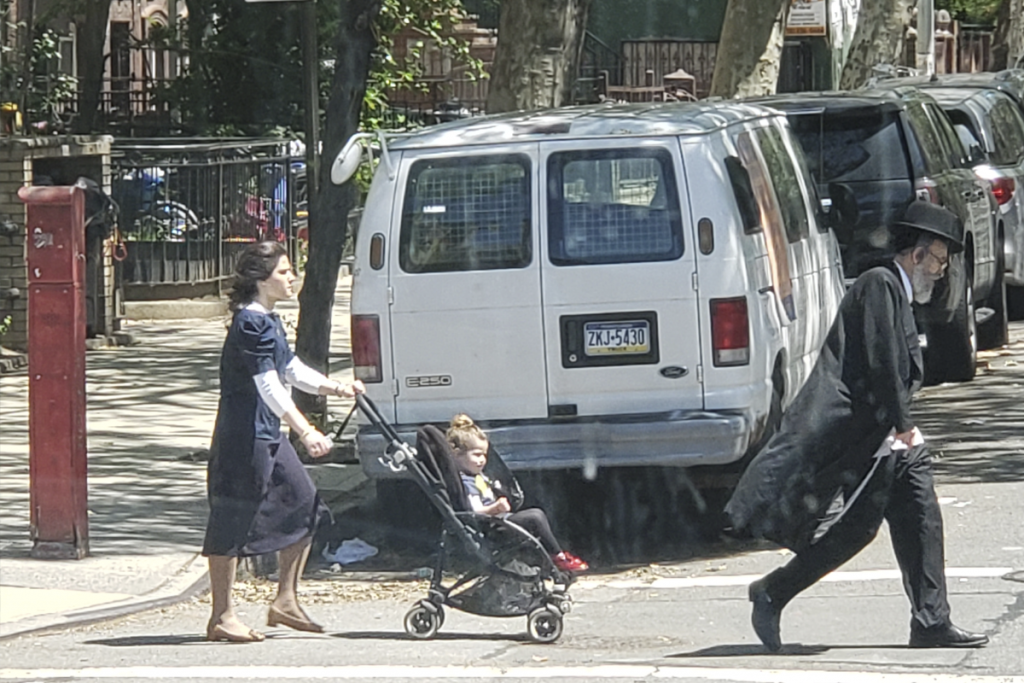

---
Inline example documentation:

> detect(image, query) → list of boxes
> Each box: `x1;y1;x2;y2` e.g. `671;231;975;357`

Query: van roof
383;101;777;149
921;87;981;107
746;88;926;116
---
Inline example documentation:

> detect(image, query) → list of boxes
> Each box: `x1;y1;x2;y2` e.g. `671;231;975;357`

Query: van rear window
788;110;910;183
547;149;684;266
399;155;531;273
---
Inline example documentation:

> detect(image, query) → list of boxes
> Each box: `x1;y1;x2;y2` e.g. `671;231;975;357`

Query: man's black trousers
760;443;951;630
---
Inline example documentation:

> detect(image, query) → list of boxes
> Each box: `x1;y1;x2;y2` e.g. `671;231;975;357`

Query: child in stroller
354;395;579;643
447;413;588;573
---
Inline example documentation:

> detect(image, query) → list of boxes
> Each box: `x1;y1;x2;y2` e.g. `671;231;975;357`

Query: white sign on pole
787;0;828;37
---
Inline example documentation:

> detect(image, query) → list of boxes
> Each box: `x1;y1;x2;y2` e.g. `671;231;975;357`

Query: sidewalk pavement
0;274;364;640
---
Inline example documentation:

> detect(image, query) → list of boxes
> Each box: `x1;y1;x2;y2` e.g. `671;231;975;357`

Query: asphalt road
1;325;1021;683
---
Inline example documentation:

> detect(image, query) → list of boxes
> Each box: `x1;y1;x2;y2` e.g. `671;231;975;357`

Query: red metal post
18;183;89;560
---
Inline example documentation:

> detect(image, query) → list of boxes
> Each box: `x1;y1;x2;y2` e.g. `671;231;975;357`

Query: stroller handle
354;393;415;471
354;393;396;438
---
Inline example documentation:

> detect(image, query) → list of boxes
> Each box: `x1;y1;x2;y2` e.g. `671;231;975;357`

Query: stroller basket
354;394;573;643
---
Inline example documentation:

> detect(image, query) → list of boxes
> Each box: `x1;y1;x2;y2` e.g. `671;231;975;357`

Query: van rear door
387;148;549;424
538;140;703;418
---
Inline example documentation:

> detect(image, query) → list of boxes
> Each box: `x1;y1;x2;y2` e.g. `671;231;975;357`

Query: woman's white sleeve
253;370;297;417
285;357;328;394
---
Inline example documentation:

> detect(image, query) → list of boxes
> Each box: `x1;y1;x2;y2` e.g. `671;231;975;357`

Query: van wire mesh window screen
400;156;532;273
549;150;684;265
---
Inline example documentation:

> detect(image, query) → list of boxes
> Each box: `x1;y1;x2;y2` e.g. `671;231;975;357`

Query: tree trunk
295;0;380;380
486;0;593;113
992;0;1024;70
838;0;912;90
1012;0;1024;68
72;0;110;134
182;0;211;134
708;0;790;98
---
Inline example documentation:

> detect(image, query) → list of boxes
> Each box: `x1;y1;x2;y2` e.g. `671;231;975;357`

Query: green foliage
364;0;485;131
0;2;78;127
29;28;78;119
0;0;19;95
146;0;325;135
148;0;482;141
936;0;1001;24
0;314;11;337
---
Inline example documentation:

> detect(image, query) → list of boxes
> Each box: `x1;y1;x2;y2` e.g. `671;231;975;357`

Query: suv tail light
710;297;750;367
351;314;382;383
915;178;940;204
989;176;1015;205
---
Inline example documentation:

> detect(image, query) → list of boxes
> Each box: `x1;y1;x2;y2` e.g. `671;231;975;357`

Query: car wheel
978;245;1008;349
748;377;783;458
924;276;976;384
1009;284;1024;321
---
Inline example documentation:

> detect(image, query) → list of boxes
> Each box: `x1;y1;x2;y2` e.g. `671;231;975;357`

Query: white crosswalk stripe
593;567;1015;590
0;665;1021;681
0;671;1019;679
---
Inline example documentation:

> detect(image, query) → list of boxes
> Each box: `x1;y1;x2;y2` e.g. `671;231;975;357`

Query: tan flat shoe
206;622;266;643
267;605;324;633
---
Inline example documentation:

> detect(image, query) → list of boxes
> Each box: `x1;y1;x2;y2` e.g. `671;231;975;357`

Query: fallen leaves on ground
192;577;432;605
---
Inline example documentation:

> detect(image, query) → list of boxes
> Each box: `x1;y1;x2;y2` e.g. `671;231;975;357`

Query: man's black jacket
725;263;923;551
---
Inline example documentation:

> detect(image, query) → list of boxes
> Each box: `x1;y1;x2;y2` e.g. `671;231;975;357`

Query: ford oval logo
659;366;688;379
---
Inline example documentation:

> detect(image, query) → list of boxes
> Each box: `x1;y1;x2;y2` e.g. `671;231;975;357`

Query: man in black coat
725;201;989;652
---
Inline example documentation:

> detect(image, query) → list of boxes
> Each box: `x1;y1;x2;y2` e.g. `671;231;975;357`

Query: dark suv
871;69;1024;320
880;69;1024;117
752;87;1002;383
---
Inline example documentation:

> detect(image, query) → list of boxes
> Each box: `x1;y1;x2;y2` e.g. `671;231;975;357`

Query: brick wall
0;151;29;349
0;136;113;352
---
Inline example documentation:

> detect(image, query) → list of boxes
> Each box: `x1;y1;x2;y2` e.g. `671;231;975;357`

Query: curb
0;554;210;641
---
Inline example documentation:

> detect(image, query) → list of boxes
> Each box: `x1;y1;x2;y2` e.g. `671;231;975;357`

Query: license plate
584;320;650;356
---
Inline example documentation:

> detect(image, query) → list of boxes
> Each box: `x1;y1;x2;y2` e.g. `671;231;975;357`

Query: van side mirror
827;182;860;242
330;133;375;185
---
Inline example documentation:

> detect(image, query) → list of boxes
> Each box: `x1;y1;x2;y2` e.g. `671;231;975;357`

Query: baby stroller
355;395;575;643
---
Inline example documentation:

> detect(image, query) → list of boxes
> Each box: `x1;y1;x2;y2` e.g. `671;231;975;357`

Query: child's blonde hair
446;413;488;452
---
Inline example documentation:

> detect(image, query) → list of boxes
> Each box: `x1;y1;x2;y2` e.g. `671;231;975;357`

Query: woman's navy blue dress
202;307;324;557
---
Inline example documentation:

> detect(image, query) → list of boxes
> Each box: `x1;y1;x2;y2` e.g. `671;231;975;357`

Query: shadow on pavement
84;634;210;647
334;630;528;642
670;643;829;657
912;341;1024;485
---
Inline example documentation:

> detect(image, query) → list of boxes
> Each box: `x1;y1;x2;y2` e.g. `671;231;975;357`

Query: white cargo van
332;101;845;479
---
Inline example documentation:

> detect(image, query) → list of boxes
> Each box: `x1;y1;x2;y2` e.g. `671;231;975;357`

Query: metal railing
110;138;303;288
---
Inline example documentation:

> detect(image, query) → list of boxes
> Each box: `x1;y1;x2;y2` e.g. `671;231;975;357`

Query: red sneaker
552;551;589;572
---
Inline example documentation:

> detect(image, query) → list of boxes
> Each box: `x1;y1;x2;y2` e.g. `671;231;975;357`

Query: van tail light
915;178;940;204
351;314;382;383
710;297;750;367
989;176;1015;205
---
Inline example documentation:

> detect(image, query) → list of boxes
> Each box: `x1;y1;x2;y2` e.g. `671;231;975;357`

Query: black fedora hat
892;200;964;254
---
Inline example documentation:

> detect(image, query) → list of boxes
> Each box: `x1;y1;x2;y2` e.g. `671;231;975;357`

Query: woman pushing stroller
201;241;364;643
447;414;588;573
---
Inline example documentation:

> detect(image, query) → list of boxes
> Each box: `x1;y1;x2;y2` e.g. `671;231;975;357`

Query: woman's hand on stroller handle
334;379;365;398
301;428;333;458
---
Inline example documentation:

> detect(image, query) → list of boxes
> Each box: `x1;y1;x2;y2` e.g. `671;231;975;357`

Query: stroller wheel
527;606;563;644
404;603;440;639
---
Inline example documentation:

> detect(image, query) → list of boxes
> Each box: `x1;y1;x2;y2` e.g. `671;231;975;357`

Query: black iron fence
110;138;304;290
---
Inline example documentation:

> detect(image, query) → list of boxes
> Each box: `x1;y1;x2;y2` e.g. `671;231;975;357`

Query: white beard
911;264;936;304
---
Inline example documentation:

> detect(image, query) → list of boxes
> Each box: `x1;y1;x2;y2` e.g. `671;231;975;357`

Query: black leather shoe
749;579;782;652
909;623;989;649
